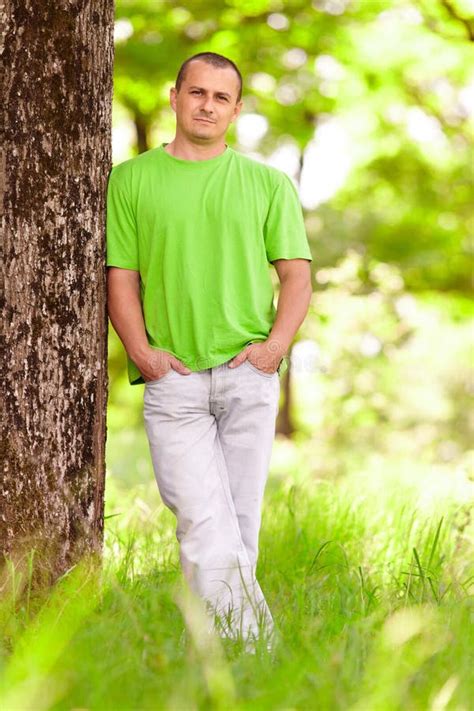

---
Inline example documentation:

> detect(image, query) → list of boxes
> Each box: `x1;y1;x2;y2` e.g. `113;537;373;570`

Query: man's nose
201;95;215;113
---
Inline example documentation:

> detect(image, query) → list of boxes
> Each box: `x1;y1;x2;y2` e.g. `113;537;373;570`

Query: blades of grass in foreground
0;556;102;711
174;583;236;710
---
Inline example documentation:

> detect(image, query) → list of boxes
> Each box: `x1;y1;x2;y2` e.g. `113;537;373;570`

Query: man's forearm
268;277;312;353
107;280;150;364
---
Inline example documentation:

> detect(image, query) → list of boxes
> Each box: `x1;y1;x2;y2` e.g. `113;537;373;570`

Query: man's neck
164;138;227;161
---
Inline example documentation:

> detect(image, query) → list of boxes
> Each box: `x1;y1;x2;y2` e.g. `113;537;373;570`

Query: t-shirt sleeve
106;171;139;270
263;172;313;263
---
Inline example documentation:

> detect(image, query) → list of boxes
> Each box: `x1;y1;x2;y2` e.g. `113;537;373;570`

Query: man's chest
134;172;269;237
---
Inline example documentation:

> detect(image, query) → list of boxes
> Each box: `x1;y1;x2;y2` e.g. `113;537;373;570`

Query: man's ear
170;87;177;112
230;100;243;123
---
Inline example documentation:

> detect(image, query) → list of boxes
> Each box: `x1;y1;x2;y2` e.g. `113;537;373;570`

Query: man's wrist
128;342;151;365
266;333;291;355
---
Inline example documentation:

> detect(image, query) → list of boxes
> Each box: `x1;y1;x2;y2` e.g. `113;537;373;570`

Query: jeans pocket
244;359;275;379
145;368;175;385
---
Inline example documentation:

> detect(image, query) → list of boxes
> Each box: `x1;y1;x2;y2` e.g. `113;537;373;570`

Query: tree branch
440;0;474;42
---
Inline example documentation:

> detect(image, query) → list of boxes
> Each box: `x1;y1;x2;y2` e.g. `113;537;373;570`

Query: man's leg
211;360;281;640
143;367;274;642
214;360;280;567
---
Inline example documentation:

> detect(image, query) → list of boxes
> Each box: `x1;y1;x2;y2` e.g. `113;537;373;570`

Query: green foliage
293;252;473;478
113;0;474;292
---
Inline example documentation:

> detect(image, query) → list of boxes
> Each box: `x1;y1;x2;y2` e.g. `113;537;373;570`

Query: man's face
170;60;243;143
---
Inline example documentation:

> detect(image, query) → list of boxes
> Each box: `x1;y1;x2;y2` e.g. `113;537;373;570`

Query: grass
0;455;472;711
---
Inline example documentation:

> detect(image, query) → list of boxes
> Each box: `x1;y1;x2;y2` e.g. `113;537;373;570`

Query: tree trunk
276;346;294;437
0;1;113;589
134;111;149;154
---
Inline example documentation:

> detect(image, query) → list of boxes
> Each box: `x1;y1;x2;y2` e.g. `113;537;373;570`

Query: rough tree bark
0;0;113;588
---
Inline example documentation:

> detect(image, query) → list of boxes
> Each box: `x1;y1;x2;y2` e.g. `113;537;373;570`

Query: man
106;52;312;650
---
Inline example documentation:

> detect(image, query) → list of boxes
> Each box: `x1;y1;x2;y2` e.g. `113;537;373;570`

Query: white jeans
143;358;280;644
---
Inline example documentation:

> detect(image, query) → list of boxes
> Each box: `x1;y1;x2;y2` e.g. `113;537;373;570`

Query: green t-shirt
106;142;313;385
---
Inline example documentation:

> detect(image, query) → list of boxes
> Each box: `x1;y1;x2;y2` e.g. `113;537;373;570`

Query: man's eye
218;96;228;101
191;90;201;94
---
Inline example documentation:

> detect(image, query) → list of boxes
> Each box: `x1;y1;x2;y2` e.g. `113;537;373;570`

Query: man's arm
267;258;313;354
106;267;150;365
106;267;191;379
228;258;312;372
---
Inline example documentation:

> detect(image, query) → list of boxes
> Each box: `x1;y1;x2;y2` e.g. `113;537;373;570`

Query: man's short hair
175;52;243;103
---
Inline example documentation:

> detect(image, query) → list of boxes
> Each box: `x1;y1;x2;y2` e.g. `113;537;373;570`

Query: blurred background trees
107;0;473;492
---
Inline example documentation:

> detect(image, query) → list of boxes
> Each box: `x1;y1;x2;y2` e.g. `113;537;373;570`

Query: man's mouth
194;118;215;123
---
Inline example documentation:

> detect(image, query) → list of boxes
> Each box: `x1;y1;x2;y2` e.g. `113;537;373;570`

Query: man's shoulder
231;148;286;184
